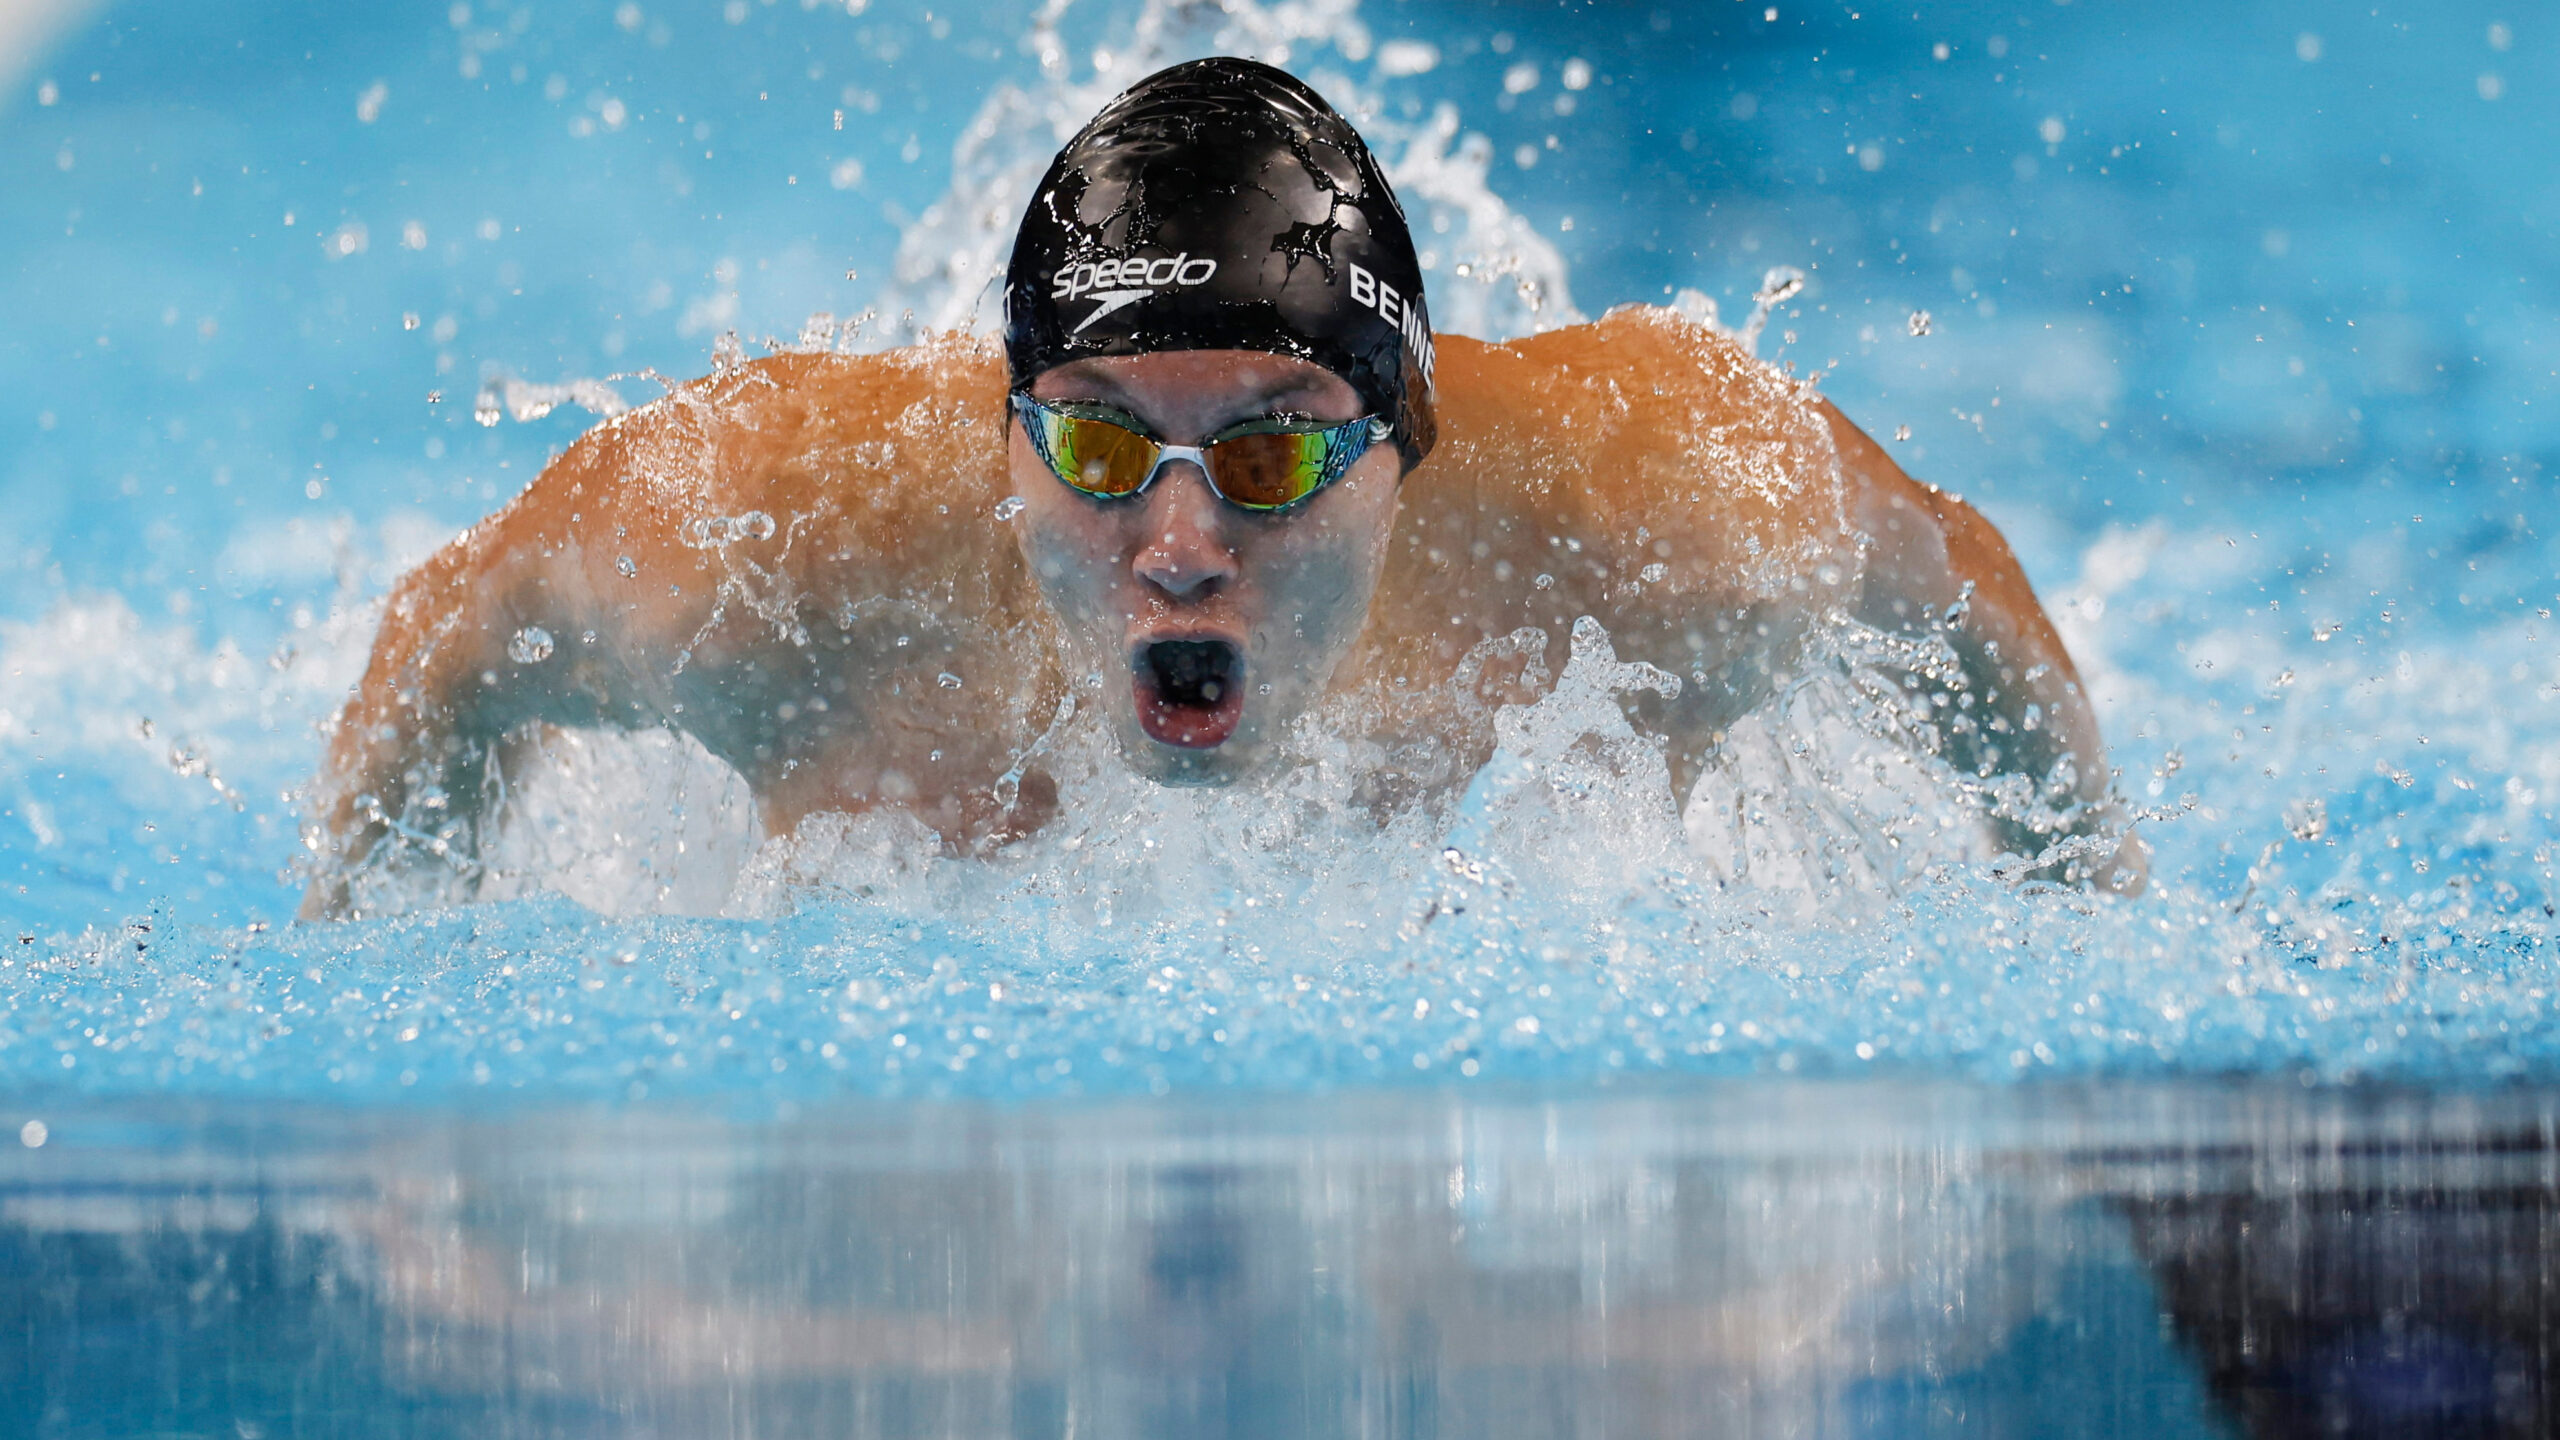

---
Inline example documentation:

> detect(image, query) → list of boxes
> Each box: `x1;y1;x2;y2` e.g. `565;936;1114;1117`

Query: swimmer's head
1003;57;1437;470
1003;61;1426;784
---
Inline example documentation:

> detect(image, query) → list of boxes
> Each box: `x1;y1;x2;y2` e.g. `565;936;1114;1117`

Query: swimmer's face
1010;349;1402;785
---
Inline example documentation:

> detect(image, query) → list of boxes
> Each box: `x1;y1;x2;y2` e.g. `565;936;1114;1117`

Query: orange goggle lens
1013;393;1382;511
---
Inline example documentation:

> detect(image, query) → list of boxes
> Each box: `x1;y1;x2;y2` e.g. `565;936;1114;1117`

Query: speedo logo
1052;252;1219;334
1349;261;1435;386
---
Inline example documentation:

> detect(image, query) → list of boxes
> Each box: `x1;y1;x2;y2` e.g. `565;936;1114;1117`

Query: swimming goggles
1011;391;1388;512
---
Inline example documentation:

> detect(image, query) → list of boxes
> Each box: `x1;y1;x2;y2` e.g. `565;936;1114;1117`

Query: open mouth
1133;637;1245;748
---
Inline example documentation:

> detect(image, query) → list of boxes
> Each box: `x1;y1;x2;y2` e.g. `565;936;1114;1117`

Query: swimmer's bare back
301;306;2139;919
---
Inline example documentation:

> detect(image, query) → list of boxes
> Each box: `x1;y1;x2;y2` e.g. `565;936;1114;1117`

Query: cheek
1012;459;1119;607
1259;494;1397;645
1016;515;1114;622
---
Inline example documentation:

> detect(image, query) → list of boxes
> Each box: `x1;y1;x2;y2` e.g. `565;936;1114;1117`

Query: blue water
10;5;2560;1434
1;0;2556;1108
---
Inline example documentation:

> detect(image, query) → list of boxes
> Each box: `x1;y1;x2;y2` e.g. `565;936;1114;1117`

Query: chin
1123;732;1261;788
1106;706;1270;787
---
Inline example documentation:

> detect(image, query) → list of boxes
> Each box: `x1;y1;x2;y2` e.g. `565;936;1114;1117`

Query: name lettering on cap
1350;262;1436;386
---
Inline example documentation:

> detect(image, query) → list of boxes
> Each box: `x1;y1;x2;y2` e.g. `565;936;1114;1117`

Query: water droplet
2284;797;2329;843
615;555;637;578
402;311;420;331
1533;573;1556;590
1755;266;1807;308
508;626;555;664
993;495;1027;521
936;671;963;690
472;385;502;427
1894;424;1911;442
1906;310;1932;337
1736;266;1808;353
1639;562;1668;583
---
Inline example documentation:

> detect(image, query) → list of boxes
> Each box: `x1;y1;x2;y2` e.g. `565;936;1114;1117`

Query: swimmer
301;57;2142;919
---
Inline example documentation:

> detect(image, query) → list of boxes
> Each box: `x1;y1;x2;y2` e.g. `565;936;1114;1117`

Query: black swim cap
1003;57;1437;470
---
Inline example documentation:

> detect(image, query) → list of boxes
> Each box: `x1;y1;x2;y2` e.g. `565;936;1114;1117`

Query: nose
1132;460;1238;600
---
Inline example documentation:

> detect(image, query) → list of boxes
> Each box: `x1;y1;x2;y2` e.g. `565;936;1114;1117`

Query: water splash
473;373;631;427
866;0;1579;344
1736;266;1808;356
681;511;778;549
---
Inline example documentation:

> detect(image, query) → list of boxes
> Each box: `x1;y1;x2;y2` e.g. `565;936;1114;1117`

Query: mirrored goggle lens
1204;429;1334;510
1044;411;1158;497
1023;396;1363;510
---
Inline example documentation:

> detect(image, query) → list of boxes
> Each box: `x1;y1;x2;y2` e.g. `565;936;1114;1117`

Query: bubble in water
508;626;555;665
473;388;502;427
994;496;1027;521
1907;310;1933;337
402;311;420;331
936;672;963;690
616;555;637;578
1640;563;1669;583
1894;425;1912;442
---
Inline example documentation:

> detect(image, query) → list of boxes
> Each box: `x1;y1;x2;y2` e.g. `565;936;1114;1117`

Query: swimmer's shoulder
1407;307;1845;588
1428;306;1834;495
534;333;1009;545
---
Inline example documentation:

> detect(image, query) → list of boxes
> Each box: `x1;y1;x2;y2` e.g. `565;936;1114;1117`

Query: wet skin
1013;351;1400;787
300;308;2142;918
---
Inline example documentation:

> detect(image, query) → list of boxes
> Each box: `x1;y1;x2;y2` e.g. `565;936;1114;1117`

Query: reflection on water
4;1081;2551;1437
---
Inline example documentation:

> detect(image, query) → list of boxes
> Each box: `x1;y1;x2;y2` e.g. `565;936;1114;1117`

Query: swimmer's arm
297;365;833;919
1827;403;2147;892
301;349;1004;917
298;444;669;919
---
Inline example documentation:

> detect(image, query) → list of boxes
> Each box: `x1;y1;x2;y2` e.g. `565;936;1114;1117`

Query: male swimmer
302;58;2140;919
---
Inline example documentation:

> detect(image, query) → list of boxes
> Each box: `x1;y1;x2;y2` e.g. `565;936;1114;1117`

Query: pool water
3;0;2558;1431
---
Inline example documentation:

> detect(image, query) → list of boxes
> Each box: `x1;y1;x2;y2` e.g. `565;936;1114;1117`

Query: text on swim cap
1349;262;1436;386
1050;253;1219;302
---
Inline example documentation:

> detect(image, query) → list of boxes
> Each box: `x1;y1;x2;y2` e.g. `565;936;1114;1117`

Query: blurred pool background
3;0;2560;1432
